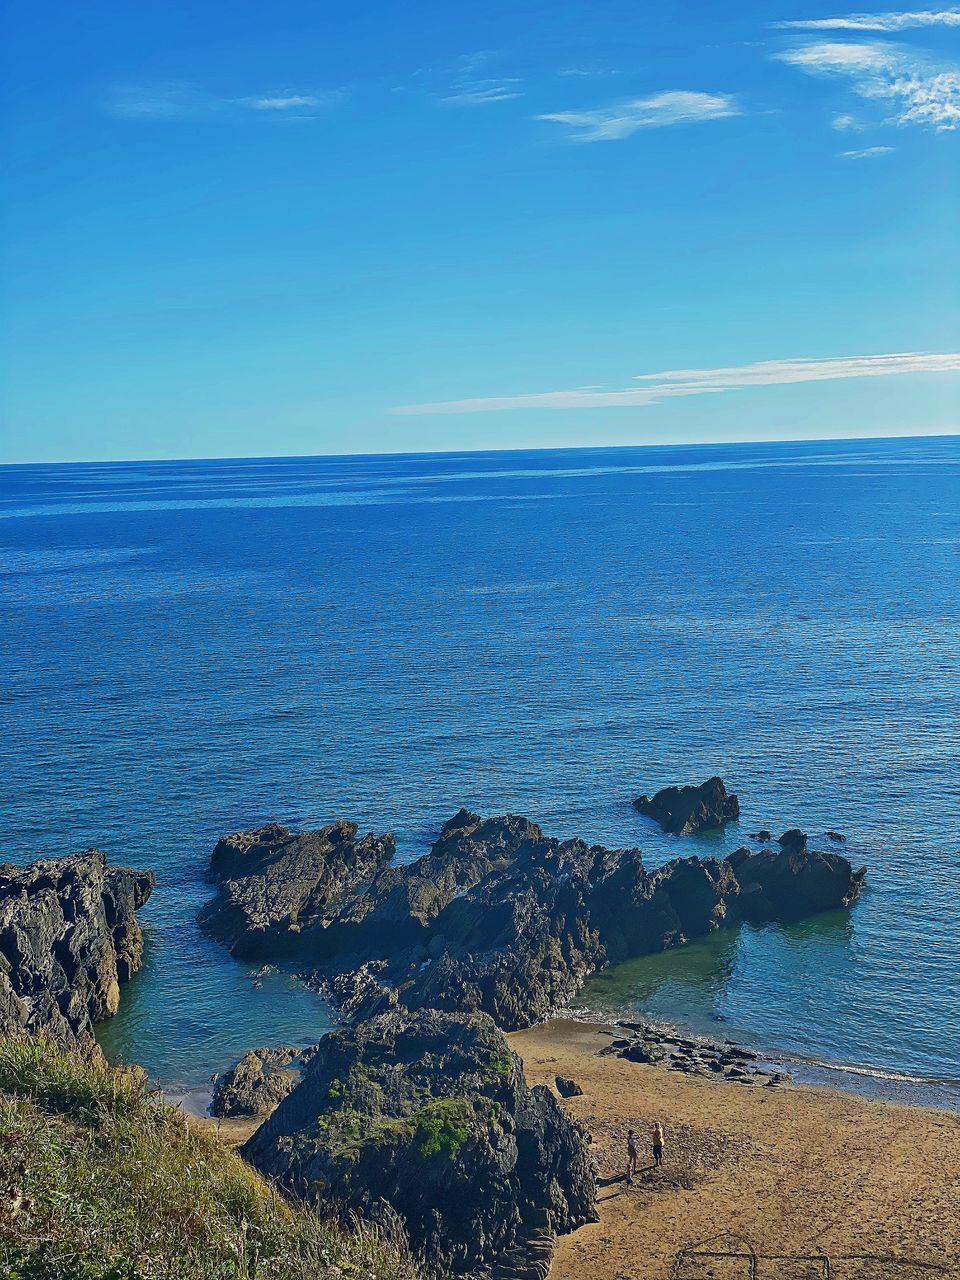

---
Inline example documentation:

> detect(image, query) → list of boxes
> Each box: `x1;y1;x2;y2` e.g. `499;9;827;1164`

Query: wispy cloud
832;111;865;127
242;94;326;111
774;8;960;31
776;39;960;129
434;51;523;107
106;82;338;121
557;66;620;79
536;90;741;141
842;142;896;153
441;79;522;106
391;353;960;414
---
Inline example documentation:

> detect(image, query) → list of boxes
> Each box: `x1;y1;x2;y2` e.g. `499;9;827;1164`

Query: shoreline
508;1017;960;1278
560;1003;960;1112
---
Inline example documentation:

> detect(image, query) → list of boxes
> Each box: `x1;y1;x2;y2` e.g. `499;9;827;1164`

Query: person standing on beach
652;1120;665;1167
625;1128;639;1184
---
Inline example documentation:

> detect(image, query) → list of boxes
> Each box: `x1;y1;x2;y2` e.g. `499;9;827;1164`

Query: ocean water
1;438;958;1096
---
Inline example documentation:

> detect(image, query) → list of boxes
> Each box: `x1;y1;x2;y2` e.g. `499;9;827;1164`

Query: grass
0;1037;419;1280
412;1100;472;1161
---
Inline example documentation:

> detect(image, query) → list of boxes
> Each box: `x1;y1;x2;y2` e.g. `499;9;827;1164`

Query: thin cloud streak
441;79;522;106
537;90;741;141
842;143;896;153
244;95;325;111
391;353;960;414
775;8;960;30
106;83;337;120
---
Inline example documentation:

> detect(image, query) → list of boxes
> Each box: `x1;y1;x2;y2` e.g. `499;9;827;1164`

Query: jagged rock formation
633;776;740;834
204;811;865;1032
211;1045;310;1119
0;850;155;1050
242;1008;597;1278
200;821;395;958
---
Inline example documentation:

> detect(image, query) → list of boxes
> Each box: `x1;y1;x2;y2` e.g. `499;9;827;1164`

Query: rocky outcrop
242;1008;597;1278
727;835;865;921
207;811;864;1034
0;850;155;1050
200;821;395;958
211;1045;310;1118
633;776;740;835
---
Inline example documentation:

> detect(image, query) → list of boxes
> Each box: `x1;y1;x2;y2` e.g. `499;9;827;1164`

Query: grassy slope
0;1038;418;1280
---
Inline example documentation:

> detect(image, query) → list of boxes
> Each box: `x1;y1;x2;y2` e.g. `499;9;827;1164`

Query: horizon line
2;426;959;470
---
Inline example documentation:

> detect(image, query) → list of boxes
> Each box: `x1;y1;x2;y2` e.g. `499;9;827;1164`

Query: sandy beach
509;1020;960;1280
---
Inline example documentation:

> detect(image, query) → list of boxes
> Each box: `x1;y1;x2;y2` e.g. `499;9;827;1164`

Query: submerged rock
200;820;395;958
633;777;740;835
242;1008;597;1277
0;850;154;1050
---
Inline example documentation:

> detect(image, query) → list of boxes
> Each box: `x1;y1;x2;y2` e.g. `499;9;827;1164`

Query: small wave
779;1051;960;1089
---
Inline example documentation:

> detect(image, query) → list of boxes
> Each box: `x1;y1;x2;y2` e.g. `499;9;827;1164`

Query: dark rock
211;1046;306;1118
623;1043;665;1065
749;830;773;843
205;810;866;1034
0;850;154;1051
776;828;808;854
242;1008;597;1277
200;821;396;958
726;840;865;922
826;831;847;843
555;1076;583;1098
633;777;740;835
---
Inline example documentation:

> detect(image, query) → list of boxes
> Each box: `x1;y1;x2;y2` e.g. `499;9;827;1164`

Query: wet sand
509;1019;960;1279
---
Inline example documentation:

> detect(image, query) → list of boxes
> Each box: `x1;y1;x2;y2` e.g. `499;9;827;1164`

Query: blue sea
2;438;959;1102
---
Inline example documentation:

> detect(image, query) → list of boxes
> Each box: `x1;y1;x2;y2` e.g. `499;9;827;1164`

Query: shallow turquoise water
1;437;958;1091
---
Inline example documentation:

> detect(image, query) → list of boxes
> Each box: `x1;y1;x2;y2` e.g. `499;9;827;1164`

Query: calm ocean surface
1;438;958;1098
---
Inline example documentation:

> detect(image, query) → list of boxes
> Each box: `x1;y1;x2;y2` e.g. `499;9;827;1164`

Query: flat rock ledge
633;776;740;835
241;1008;597;1280
0;849;155;1051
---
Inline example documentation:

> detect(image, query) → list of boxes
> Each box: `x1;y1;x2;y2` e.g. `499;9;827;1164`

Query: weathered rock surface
242;1008;597;1278
200;821;395;958
0;850;155;1050
207;811;864;1034
211;1045;311;1119
633;776;740;835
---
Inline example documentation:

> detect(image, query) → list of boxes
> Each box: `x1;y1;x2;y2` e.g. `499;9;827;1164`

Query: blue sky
2;1;959;463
